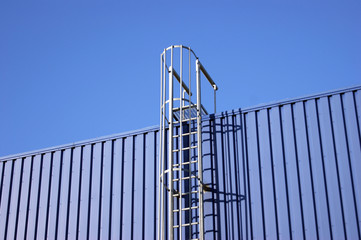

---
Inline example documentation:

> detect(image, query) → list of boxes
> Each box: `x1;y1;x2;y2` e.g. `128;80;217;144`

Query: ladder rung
183;222;199;227
173;131;198;138
173;104;197;111
173;190;198;197
174;117;197;124
173;206;199;212
172;145;197;152
173;160;198;167
182;206;199;211
173;175;197;182
172;222;199;228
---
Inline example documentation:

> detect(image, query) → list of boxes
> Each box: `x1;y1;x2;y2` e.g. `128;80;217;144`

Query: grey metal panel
246;111;265;240
6;158;23;240
318;96;346;239
202;118;216;239
330;94;359;239
47;150;62;239
304;99;331;239
269;106;292;239
293;102;317;239
0;160;14;239
78;144;92;240
89;142;102;239
16;156;32;240
57;148;72;239
36;153;52;239
26;154;42;240
144;132;158;239
67;146;82;240
133;134;145;239
0;86;360;239
110;138;123;239
343;92;361;232
99;140;113;239
281;104;305;239
214;116;228;239
257;109;278;240
122;136;134;239
225;114;239;239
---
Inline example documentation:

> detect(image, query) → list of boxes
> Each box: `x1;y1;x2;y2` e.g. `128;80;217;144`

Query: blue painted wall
0;85;360;239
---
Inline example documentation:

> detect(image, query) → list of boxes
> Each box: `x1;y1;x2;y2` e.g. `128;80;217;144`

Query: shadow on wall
169;112;246;240
202;114;246;240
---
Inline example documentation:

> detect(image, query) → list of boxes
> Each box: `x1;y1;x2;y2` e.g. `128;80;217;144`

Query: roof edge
0;125;159;162
1;84;360;162
241;84;361;113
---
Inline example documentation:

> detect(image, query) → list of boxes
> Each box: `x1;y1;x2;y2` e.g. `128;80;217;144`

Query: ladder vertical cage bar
179;46;183;240
161;49;167;240
188;48;192;240
160;52;163;240
214;89;216;113
168;46;174;240
196;59;204;240
158;52;163;240
159;52;163;240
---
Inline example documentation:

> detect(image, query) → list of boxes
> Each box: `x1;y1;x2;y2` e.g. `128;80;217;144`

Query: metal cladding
0;85;360;239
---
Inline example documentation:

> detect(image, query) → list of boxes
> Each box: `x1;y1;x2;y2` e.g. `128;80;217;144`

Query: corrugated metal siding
240;88;361;240
0;86;360;239
0;133;159;240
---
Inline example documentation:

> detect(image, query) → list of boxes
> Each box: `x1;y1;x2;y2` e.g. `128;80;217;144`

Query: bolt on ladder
158;45;218;240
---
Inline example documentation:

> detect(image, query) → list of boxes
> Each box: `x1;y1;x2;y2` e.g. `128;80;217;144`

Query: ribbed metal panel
0;132;159;240
0;86;360;239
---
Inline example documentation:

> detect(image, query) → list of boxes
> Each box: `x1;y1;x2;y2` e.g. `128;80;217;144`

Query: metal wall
241;86;361;240
0;85;360;239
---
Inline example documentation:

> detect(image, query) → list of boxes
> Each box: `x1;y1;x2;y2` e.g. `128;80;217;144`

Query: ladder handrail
197;59;218;90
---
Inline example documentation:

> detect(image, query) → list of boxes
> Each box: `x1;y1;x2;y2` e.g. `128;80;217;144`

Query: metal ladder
158;45;218;240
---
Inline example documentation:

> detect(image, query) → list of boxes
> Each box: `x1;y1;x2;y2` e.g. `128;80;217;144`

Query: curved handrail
161;45;218;94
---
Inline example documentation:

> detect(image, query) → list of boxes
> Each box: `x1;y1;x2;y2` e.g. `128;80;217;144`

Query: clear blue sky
1;1;360;157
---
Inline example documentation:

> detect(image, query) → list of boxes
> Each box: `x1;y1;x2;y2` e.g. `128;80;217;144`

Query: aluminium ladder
158;45;218;240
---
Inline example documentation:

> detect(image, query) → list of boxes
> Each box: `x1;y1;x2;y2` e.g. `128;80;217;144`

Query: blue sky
1;1;360;157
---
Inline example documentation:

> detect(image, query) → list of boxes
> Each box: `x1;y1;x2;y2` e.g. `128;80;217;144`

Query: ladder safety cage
158;45;218;240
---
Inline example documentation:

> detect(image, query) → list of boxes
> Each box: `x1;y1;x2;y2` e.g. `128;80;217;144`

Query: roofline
1;84;360;161
0;125;159;162
240;84;361;113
